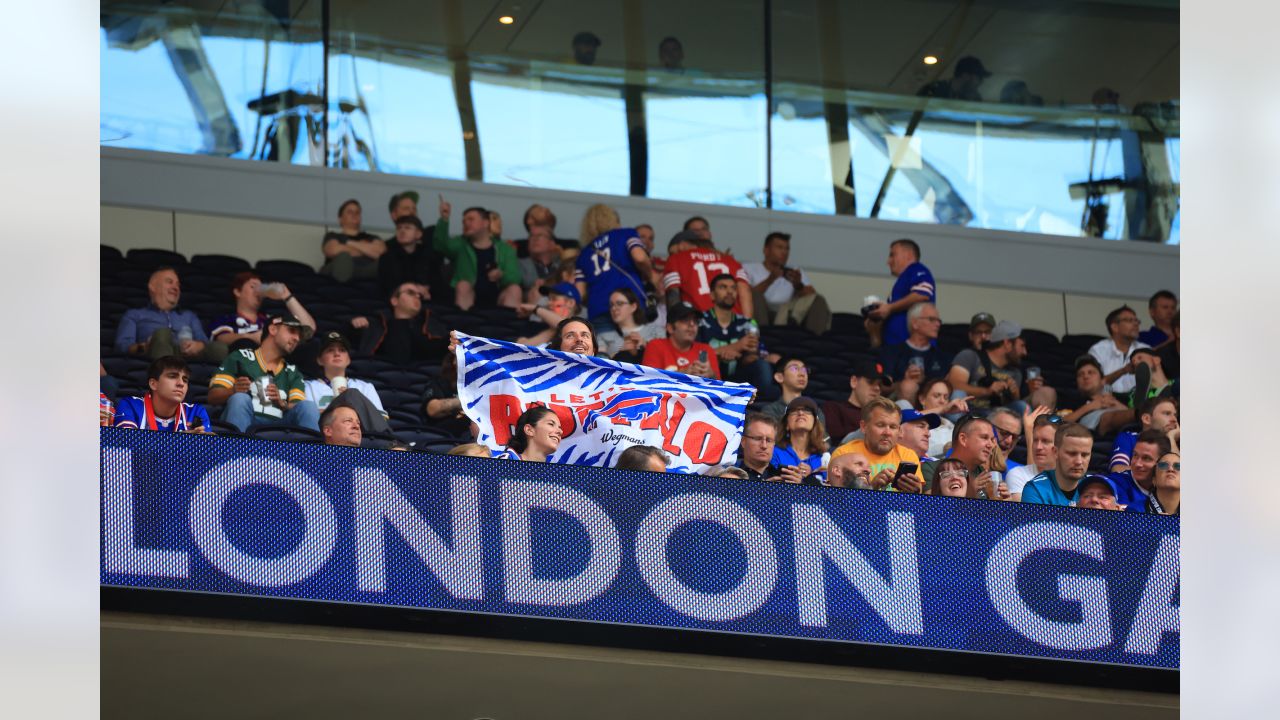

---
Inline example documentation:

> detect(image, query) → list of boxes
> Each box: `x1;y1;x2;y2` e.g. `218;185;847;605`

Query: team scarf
455;332;755;473
143;394;189;432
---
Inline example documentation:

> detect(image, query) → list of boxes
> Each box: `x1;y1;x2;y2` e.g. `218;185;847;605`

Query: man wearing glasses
735;413;807;484
760;355;826;428
878;302;950;402
1088;305;1150;394
350;281;448;365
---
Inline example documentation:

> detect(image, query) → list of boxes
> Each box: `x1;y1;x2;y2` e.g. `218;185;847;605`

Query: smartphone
1026;366;1041;380
698;349;708;363
893;461;918;479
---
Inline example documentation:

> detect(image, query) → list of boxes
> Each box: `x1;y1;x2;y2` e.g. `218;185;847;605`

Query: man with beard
946;320;1027;412
830;397;925;492
207;315;320;432
699;273;771;390
642;303;719;379
827;452;873;490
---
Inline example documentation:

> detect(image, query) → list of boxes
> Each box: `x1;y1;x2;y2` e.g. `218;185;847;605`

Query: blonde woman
574;203;655;326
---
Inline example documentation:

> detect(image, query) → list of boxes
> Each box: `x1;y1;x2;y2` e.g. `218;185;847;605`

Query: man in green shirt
435;195;522;311
208;315;320;432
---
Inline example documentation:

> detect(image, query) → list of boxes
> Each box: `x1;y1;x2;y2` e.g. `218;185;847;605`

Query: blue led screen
101;429;1178;669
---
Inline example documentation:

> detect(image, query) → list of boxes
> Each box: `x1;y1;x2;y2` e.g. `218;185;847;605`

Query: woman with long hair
1145;451;1180;515
928;457;970;498
495;406;563;462
908;377;969;457
770;397;829;485
596;288;664;362
576;203;654;327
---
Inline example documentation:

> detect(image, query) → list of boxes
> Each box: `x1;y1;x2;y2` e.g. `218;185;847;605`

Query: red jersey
641;338;722;380
662;249;750;313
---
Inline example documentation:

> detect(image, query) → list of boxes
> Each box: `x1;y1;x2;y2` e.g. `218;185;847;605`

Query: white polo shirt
1087;338;1150;393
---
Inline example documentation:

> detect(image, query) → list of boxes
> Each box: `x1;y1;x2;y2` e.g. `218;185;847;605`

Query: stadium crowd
101;189;1180;515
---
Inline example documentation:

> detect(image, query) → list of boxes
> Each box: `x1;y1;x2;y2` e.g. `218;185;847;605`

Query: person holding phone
830;397;926;493
770;397;830;485
641;303;720;379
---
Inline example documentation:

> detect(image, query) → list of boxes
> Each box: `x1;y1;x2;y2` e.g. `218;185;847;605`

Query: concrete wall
101;147;1177;336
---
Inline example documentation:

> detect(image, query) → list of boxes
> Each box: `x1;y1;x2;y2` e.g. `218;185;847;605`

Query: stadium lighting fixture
499;16;515;24
923;55;939;65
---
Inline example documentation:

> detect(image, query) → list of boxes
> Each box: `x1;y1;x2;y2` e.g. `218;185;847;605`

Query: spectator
1110;428;1172;511
321;199;385;283
946;320;1026;413
658;36;684;71
113;356;212;433
388;190;419;223
351;282;448;365
114;266;229;363
597;288;665;362
761;356;826;427
420;352;470;438
706;465;750;480
742;232;832;334
642;303;719;379
664;235;753;319
986;407;1025;473
826;452;873;490
615;445;668;473
1139;290;1178;347
320;404;363;448
572;31;601;66
683;215;712;240
967;312;995;352
1128;347;1178;407
516;283;584;347
830;397;925;493
699;273;772;392
551;317;598;356
303;331;389;432
210;271;315;352
898;408;941;463
822;359;889;445
1063;355;1132;436
1005;413;1064;500
574;203;654;326
918;55;991;101
100;390;114;427
377;215;440;301
1076;475;1123;511
435;197;522;311
1110;396;1179;473
1144;452;1180;515
1088;305;1149;394
1156;310;1179;381
902;377;969;457
518;226;562;303
495;406;562;462
864;239;936;349
736;413;804;483
447;443;490;458
928;457;971;498
923;414;1008;500
770;397;830;485
999;79;1043;106
1020;423;1094;507
207;315;320;432
635;223;662;277
879;302;949;402
516;203;578;256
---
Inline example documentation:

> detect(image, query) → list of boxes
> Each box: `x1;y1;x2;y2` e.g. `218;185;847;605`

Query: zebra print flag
455;332;756;472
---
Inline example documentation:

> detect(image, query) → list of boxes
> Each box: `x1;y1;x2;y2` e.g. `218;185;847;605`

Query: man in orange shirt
830;397;925;492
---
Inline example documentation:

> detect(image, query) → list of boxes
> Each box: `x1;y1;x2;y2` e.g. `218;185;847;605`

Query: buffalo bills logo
583;390;662;431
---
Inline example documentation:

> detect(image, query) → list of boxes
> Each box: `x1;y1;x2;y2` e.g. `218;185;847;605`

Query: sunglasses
1157;461;1181;471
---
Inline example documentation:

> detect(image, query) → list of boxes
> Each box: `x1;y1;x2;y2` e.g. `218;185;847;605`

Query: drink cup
332;376;348;393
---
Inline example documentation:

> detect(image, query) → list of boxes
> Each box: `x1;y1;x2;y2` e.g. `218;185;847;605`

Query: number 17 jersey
574;228;649;319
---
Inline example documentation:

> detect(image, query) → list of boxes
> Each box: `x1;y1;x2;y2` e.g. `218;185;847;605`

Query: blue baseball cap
900;408;941;429
540;282;581;305
1078;474;1119;497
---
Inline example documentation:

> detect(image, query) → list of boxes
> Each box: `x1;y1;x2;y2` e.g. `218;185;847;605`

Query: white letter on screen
986;522;1113;650
501;481;620;606
189;457;337;587
101;447;189;578
791;506;923;634
353;470;483;599
635;493;778;622
1124;534;1180;655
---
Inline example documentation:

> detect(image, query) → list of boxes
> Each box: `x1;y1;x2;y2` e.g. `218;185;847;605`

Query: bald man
828;452;872;489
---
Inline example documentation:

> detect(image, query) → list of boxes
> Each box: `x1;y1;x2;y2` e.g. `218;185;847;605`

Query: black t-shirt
376;317;447;366
1156;343;1179;381
738;462;781;483
420;375;470;436
878;341;951;381
377;239;440;299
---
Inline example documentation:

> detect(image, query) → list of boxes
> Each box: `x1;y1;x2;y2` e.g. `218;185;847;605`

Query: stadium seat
101;245;123;263
248;424;323;443
190;254;252;274
255;259;317;280
126;248;188;269
209;419;245;437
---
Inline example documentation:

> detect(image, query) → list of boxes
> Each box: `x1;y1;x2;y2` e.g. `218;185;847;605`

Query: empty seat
255;259;317;280
101;245;124;263
190;254;252;274
248;424;323;444
126;248;188;269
